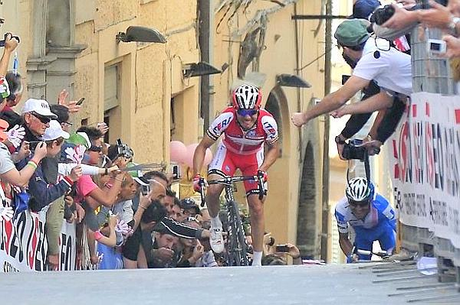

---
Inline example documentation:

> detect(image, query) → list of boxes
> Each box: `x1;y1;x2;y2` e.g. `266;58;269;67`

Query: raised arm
0;34;19;76
192;135;215;176
331;91;393;118
291;75;369;127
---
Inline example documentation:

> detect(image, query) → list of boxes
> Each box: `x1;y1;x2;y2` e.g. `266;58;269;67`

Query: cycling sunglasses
88;145;103;152
348;200;370;208
237;109;258;117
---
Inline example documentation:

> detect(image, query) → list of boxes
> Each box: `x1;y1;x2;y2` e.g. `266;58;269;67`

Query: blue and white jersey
334;193;396;234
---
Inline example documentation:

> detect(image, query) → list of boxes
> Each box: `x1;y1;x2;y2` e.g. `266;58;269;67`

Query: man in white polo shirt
291;19;412;127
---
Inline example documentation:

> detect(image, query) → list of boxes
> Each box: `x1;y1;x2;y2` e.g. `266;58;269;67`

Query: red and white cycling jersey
206;107;279;155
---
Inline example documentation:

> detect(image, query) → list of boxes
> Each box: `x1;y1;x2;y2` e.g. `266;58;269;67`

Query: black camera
28;141;44;152
342;141;367;161
116;139;134;160
370;5;395;25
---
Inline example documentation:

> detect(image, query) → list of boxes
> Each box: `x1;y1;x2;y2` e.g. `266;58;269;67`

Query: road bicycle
198;172;265;266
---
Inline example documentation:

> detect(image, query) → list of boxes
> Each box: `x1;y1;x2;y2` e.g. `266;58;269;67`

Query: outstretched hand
291;112;307;127
443;35;460;58
330;105;349;119
382;4;418;30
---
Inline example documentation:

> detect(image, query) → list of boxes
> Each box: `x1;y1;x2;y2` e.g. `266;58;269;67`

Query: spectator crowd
1;0;459;271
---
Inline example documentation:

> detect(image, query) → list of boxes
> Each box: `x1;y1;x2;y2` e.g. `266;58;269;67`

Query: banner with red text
389;92;460;249
0;209;76;272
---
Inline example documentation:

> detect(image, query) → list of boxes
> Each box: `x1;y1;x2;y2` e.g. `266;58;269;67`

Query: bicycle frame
198;174;264;266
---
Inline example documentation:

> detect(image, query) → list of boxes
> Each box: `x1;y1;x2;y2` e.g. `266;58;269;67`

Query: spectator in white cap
27;120;81;212
26;120;82;270
21;98;57;143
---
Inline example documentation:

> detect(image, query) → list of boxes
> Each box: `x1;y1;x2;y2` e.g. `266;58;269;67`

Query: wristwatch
335;135;346;145
448;16;460;35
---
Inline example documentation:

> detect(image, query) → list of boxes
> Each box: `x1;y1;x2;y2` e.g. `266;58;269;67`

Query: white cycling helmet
346;177;374;202
232;84;262;110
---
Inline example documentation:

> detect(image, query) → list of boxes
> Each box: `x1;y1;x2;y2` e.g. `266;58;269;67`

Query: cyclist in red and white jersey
192;84;279;266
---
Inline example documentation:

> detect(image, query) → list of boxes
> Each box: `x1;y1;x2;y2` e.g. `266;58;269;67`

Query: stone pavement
1;262;459;304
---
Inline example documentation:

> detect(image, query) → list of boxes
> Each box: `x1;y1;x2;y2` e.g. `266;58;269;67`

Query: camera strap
363;151;371;185
346;150;371;185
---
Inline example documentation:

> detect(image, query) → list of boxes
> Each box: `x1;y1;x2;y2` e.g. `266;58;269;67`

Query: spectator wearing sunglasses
50;104;72;133
70;126;124;265
334;177;396;263
20;98;57;145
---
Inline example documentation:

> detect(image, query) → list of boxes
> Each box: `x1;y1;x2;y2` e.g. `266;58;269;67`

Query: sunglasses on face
348;200;370;208
88;145;103;152
237;109;258;117
31;113;51;124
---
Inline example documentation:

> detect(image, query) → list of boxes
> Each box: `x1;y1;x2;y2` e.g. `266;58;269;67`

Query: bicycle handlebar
198;173;265;207
356;249;390;259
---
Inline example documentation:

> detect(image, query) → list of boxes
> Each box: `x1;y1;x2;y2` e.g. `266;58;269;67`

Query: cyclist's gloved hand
346;255;353;263
192;174;203;192
257;170;268;182
346;253;359;263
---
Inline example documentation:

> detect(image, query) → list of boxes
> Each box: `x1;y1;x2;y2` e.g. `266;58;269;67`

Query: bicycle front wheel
226;200;249;266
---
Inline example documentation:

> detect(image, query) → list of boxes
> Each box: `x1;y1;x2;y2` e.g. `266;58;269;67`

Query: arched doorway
262;86;292;242
296;142;318;259
265;87;290;156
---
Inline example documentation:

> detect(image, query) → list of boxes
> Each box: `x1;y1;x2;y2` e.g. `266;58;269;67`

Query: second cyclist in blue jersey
335;177;396;262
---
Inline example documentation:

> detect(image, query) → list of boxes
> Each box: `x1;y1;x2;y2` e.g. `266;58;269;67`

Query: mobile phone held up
426;39;446;55
275;244;290;253
76;98;85;106
141;184;151;196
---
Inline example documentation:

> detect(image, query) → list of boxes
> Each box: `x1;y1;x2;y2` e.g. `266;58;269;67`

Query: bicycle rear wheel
226;200;249;266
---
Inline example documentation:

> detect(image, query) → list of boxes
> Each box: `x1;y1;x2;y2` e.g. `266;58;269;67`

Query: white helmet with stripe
346;177;374;202
232;84;262;110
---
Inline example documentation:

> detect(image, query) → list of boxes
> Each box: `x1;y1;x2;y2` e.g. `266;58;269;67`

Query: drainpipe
198;0;213;132
320;0;332;262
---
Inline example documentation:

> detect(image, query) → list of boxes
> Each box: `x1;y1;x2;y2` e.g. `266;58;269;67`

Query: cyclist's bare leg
205;174;225;219
247;194;265;265
205;174;226;253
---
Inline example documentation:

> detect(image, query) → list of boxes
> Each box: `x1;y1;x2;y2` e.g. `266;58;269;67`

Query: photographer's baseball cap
0;119;9;142
335;19;371;47
0;77;10;100
350;0;381;19
42;120;70;141
21;98;58;118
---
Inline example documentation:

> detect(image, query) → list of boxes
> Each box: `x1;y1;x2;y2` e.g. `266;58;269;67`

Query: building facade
1;0;328;259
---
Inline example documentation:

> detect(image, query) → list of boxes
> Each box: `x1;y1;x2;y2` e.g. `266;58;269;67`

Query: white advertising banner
0;210;76;272
389;92;460;249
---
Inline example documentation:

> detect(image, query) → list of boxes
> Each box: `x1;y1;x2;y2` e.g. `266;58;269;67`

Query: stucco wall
73;0;200;163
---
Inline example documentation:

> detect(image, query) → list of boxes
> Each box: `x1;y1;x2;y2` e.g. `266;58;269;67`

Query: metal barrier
398;22;460;287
